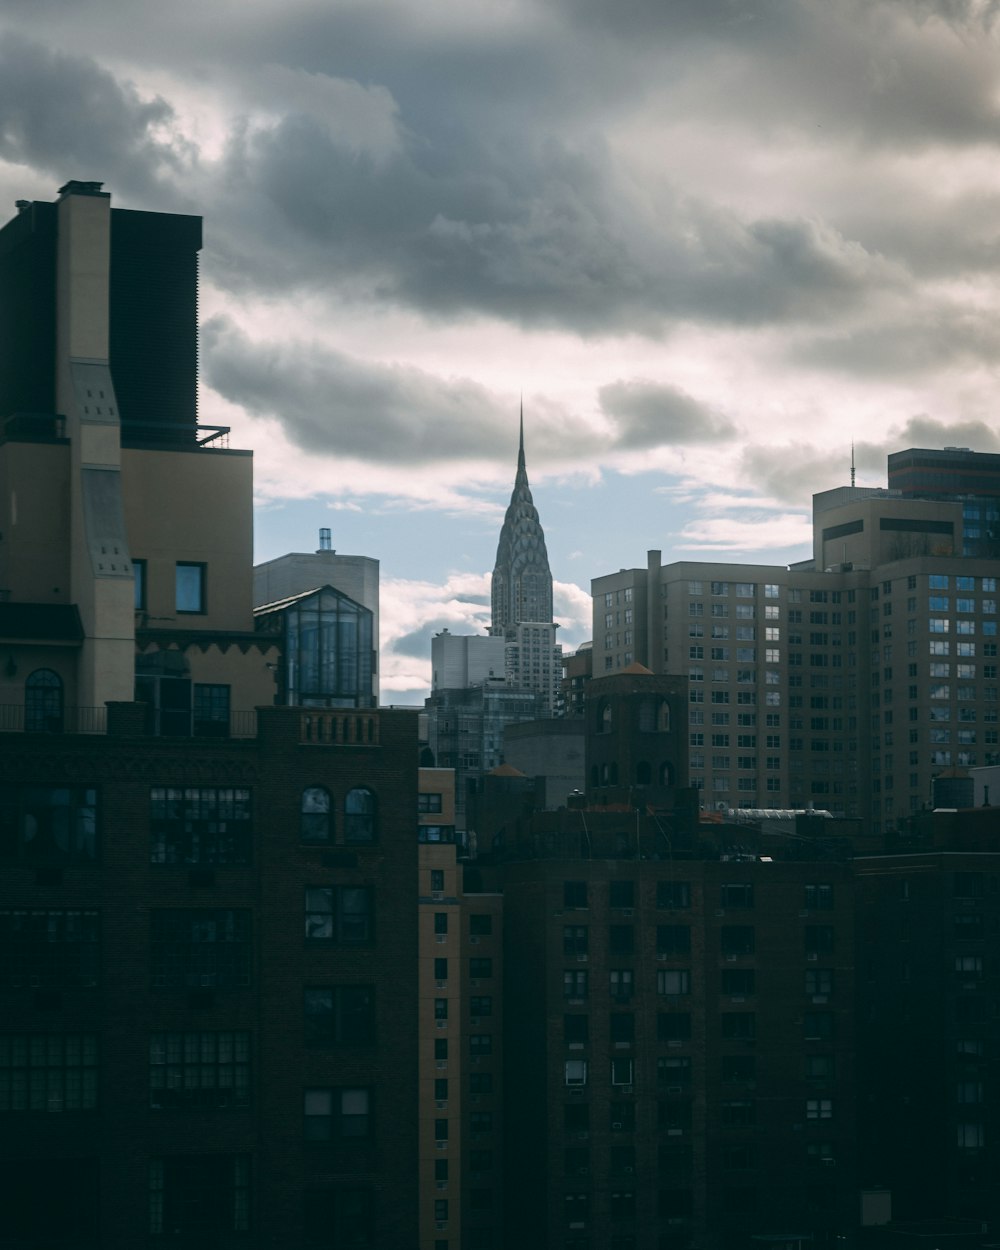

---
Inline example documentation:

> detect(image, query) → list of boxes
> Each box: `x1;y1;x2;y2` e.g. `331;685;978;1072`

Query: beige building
0;180;277;731
594;479;1000;835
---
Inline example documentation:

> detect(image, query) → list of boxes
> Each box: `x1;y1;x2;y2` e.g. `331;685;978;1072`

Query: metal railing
0;705;108;734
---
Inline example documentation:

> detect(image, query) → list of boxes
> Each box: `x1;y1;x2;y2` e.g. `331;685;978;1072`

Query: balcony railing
0;705;107;734
300;712;380;746
0;705;257;738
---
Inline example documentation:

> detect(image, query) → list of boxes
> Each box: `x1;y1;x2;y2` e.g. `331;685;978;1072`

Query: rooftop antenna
518;395;525;469
850;442;856;488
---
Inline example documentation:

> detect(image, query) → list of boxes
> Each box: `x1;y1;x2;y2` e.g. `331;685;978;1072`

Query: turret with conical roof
491;408;553;632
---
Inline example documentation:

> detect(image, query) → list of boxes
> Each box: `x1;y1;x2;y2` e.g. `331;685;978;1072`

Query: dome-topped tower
491;409;553;632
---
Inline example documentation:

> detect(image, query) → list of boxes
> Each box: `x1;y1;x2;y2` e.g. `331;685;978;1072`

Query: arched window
597;700;612;734
25;669;63;733
636;760;652;785
345;788;377;844
659;761;674;786
301;787;332;843
657;700;671;733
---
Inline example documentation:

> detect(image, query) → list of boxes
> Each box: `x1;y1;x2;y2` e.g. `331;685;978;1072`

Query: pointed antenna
518;396;525;469
851;441;856;488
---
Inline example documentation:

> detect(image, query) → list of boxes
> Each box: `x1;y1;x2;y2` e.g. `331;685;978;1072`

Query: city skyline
4;0;1000;699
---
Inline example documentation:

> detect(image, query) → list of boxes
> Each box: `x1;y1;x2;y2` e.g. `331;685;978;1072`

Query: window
0;909;99;988
418;793;443;814
610;880;635;909
657;1013;691;1042
0;1033;98;1111
303;1189;373;1250
470;996;492;1018
610;969;633;1001
957;1123;985;1150
304;986;375;1045
721;883;754;909
150;1155;249;1237
433;912;448;935
470;914;493;936
304;1087;371;1140
563;926;588;956
175;562;206;614
721;1013;755;1040
657;969;690;996
721;926;755;956
803;1012;834;1040
805;1098;833;1121
611;1057;635;1088
193;683;230;738
134;558;147;610
721;1099;755;1126
24;669;63;733
721;968;755;995
0;785;97;865
610;1013;635;1045
804;883;834;910
430;870;445;894
564;1013;588;1045
470;1033;493;1057
805;1054;834;1082
344;788;376;844
657;881;690;909
722;1054;755;1083
150;1031;250;1108
609;925;634;955
564;969;588;999
151;909;251;988
564;880;588;908
305;887;373;945
150;787;251;864
470;1072;493;1094
805;925;834;955
805;968;834;996
300;787;332;843
657;925;690;956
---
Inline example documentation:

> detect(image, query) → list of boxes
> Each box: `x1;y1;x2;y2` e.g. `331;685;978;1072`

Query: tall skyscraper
490;412;561;713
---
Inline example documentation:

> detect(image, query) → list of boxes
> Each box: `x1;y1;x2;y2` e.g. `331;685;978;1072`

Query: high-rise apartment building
593;466;1000;835
0;182;420;1249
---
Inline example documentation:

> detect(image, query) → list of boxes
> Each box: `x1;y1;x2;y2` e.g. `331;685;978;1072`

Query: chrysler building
490;413;561;713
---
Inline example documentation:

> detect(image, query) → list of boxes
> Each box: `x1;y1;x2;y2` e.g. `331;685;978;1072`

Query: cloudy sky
4;0;1000;700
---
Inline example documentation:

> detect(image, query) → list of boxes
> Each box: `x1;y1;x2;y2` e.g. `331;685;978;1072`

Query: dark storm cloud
791;306;1000;376
202;316;519;464
599;380;736;447
0;32;181;200
742;418;1000;504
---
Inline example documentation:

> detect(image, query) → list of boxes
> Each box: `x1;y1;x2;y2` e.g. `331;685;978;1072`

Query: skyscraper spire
491;406;553;634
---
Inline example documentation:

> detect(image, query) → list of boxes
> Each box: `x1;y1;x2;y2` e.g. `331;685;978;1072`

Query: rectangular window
657;881;690;909
305;887;373;945
721;968;755;995
721;1012;756;1040
304;1087;371;1140
150;1031;250;1108
151;909;251;988
134;558;147;610
657;969;690;996
150;787;251;865
610;969;633;1001
175;562;206;614
564;969;588;998
657;925;691;956
470;996;492;1018
563;926;588;956
0;786;98;866
0;909;99;988
564;880;588;908
418;793;443;814
304;986;375;1045
657;1013;692;1042
470;914;493;936
721;926;755;956
804;883;834;910
721;883;754;909
192;684;230;738
149;1155;249;1237
0;1033;98;1111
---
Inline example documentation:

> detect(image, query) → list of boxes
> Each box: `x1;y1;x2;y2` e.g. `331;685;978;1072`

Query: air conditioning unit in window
470;936;480;945
667;1085;683;1095
435;934;447;944
435;980;447;989
624;1165;635;1174
725;954;738;962
436;1100;447;1109
436;1060;447;1070
612;1122;623;1130
469;979;479;988
576;954;588;962
807;952;819;961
